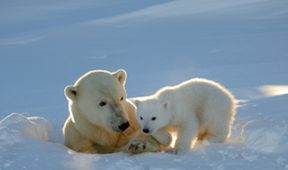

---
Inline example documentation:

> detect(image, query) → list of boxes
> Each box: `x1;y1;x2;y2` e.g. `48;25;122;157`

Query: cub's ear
130;99;140;107
64;85;78;101
113;69;127;85
163;101;169;109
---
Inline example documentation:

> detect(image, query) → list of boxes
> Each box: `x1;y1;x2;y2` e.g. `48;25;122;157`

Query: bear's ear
113;69;127;86
64;85;78;101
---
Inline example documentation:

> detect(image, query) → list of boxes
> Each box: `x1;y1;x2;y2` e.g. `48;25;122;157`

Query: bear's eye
99;101;107;107
151;117;156;121
120;96;124;101
140;116;143;120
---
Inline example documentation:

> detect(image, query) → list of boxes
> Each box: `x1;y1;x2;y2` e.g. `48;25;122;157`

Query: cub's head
65;69;130;133
133;98;170;135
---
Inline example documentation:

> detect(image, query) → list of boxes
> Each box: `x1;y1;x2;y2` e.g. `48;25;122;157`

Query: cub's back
157;78;234;107
176;78;232;97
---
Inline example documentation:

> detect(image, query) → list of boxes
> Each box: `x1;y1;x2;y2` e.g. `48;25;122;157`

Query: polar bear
63;69;166;154
133;78;236;154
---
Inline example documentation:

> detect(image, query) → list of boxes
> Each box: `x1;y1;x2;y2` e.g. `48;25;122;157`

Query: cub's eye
120;96;124;101
151;117;156;121
99;101;107;107
140;116;143;120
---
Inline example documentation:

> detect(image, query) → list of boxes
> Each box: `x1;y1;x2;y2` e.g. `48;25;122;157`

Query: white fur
133;78;236;154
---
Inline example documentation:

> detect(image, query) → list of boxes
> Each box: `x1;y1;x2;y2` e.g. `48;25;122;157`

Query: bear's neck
70;104;121;147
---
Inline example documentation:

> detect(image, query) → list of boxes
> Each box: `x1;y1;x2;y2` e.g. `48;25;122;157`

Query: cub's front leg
152;127;172;147
169;116;199;154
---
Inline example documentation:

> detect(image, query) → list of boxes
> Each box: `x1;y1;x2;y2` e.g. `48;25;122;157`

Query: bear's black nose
119;122;130;131
142;128;150;134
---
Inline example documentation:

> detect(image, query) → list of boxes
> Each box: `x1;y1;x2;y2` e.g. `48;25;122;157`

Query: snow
0;113;52;143
0;0;288;169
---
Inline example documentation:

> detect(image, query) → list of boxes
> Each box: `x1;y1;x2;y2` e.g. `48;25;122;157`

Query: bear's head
65;69;131;133
133;98;170;135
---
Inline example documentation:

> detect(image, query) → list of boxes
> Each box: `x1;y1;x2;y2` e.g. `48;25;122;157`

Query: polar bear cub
133;78;236;154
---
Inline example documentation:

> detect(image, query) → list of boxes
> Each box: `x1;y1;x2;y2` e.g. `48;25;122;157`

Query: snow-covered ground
1;0;288;169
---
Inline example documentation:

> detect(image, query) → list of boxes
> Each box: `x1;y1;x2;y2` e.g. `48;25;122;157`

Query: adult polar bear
133;78;236;154
63;69;166;153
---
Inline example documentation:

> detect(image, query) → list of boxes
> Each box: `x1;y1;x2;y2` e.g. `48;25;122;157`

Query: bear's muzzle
118;122;130;131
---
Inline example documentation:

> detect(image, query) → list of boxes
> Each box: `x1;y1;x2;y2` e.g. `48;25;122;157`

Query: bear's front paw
127;141;147;154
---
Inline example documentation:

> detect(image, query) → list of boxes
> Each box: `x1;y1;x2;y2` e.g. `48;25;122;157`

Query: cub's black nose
142;128;150;134
119;122;130;131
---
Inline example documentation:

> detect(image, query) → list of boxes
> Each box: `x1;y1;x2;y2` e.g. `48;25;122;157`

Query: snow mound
238;94;288;154
245;125;287;153
0;113;53;145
